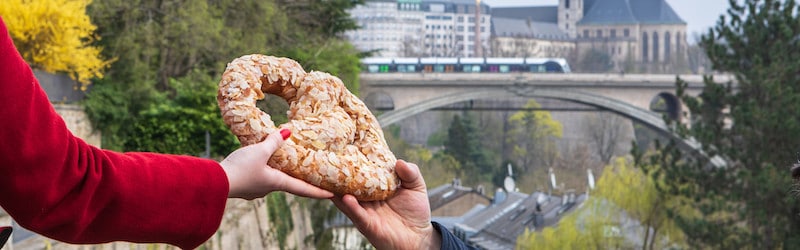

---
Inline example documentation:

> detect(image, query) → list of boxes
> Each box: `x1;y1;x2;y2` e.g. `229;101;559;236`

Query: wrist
220;161;239;199
419;223;442;250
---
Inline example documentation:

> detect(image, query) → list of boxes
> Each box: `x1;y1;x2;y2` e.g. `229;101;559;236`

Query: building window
583;30;589;38
566;0;571;9
610;29;616;38
664;32;671;62
642;32;649;61
566;23;569;29
566;13;569;20
597;30;602;37
653;32;660;62
624;29;630;37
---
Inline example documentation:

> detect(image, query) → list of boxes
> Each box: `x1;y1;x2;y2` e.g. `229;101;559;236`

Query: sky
483;0;731;44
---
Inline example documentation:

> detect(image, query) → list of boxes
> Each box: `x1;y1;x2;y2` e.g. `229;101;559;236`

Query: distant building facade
346;0;421;57
490;0;687;72
345;0;491;57
573;0;688;72
490;17;575;58
347;0;688;72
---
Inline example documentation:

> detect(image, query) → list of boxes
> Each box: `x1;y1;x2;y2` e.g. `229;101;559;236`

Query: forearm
2;149;229;249
0;15;228;249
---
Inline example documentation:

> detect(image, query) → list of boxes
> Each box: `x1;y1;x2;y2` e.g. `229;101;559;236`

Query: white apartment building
345;0;491;57
346;1;416;57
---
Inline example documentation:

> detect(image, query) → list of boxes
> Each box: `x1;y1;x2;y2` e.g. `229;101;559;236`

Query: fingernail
280;129;291;140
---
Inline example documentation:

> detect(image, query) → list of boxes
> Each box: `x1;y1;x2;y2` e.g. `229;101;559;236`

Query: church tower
558;0;583;38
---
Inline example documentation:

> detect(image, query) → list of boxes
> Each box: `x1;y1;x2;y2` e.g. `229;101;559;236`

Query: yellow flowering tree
507;99;564;172
0;0;111;89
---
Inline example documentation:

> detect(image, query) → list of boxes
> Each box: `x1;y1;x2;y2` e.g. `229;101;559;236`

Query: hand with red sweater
221;129;333;200
331;160;442;250
0;14;331;249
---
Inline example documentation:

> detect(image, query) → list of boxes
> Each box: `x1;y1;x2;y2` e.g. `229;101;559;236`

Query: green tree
444;114;493;184
598;156;687;250
0;0;112;88
651;0;800;248
123;71;239;155
506;100;563;173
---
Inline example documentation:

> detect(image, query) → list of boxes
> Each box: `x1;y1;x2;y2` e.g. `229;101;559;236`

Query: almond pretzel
217;54;398;201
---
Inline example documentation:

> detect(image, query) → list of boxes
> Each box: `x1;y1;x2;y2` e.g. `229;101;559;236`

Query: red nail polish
280;129;291;140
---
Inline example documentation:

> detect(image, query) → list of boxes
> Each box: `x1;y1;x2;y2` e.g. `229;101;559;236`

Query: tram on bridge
361;57;571;74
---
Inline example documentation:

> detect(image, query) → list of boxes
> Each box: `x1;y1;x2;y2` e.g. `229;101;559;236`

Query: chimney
493;188;507;204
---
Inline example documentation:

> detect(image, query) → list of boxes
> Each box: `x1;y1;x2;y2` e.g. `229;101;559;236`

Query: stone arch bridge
359;73;733;167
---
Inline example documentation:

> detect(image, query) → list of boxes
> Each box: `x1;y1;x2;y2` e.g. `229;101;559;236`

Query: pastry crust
217;54;398;201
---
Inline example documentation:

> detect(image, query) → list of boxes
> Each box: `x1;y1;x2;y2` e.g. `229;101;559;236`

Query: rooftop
490;6;558;23
579;0;685;25
450;189;587;249
492;17;570;40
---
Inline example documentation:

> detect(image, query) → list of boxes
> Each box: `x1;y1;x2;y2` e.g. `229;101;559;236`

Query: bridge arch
649;92;682;120
364;91;395;111
376;86;724;167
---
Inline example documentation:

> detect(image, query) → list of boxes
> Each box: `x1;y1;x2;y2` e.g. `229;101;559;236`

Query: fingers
272;170;334;199
396;160;426;191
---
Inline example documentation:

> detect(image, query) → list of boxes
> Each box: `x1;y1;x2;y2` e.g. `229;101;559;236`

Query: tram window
434;65;445;72
424;65;433;72
380;65;389;73
398;65;416;72
530;65;545;73
463;65;472;72
471;65;481;72
368;65;379;73
488;66;498;72
407;65;416;72
499;65;510;73
445;65;454;72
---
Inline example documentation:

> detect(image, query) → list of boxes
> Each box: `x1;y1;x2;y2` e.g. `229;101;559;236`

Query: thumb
396;160;426;191
252;129;290;159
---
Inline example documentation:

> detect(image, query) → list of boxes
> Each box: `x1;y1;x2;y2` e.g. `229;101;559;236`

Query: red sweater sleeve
0;17;228;249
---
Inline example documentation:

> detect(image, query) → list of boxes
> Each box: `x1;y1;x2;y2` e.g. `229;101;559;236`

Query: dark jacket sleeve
432;221;478;250
0;16;228;249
